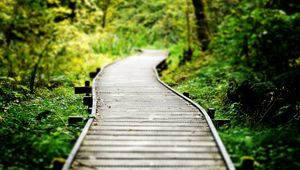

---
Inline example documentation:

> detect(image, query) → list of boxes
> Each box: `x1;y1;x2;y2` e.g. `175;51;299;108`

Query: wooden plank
98;86;168;90
87;130;212;136
79;146;220;153
96;114;204;119
94;119;205;123
93;122;208;127
97;111;202;115
72;167;227;170
89;126;210;131
96;116;204;121
82;140;216;146
76;152;222;160
98;93;179;98
75;159;225;167
94;120;205;124
99;108;199;112
84;135;214;141
100;102;192;107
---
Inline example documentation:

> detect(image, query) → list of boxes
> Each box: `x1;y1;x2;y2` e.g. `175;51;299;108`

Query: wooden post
83;96;93;107
207;108;215;119
85;81;90;96
85;81;90;87
183;92;190;98
74;87;91;94
241;156;254;170
68;116;84;125
214;119;230;128
88;108;92;114
89;72;97;78
134;48;143;52
96;68;101;73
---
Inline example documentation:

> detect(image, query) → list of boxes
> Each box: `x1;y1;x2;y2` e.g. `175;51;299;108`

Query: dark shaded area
192;0;210;51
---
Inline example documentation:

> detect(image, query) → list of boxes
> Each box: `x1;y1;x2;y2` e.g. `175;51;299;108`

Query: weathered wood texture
70;50;230;170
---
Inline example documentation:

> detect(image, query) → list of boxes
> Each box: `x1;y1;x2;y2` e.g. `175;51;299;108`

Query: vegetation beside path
0;0;190;169
161;0;300;169
1;0;299;170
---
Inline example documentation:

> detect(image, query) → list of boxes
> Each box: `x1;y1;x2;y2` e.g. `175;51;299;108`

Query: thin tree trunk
186;0;192;51
29;40;52;93
102;0;111;28
69;0;77;21
184;0;193;61
192;0;210;51
6;54;15;78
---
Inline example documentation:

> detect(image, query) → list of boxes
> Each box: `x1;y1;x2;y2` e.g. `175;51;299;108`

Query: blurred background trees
0;0;299;169
0;0;195;92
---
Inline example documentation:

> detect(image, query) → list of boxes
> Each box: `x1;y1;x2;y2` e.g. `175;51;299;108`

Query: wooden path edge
154;59;236;170
62;60;120;170
62;52;235;170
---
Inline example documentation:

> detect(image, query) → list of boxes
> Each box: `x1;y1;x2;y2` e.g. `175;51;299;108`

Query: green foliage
0;0;194;169
161;0;300;169
162;53;300;169
109;0;196;49
0;0;192;89
206;0;300;127
1;0;298;169
0;0;112;90
220;126;300;170
0;80;86;170
212;6;300;74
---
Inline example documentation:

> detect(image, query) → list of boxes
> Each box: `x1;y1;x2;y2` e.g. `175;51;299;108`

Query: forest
0;0;299;170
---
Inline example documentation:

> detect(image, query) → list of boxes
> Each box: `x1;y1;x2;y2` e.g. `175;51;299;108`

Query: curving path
65;50;234;170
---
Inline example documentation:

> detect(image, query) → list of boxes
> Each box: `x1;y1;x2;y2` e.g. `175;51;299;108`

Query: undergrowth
0;80;87;170
161;1;300;169
161;50;300;170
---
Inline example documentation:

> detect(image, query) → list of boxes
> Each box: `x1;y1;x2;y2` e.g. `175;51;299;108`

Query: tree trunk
69;0;77;21
184;0;193;61
192;0;210;51
102;0;111;28
29;40;52;93
186;0;192;51
30;57;41;93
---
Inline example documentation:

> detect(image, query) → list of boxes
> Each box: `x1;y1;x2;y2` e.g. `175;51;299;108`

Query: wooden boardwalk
63;50;234;170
